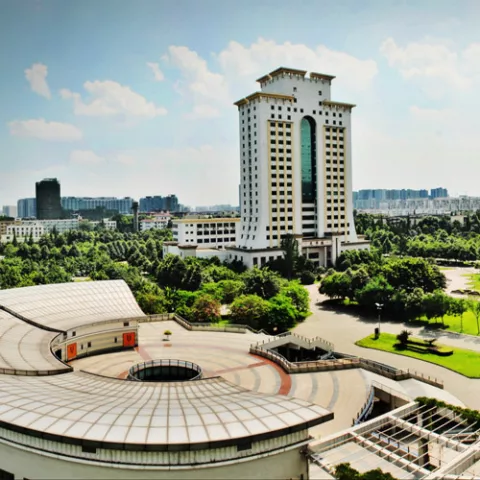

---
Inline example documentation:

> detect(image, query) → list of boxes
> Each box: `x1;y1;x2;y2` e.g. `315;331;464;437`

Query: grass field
464;273;480;291
417;312;480;336
356;333;480;378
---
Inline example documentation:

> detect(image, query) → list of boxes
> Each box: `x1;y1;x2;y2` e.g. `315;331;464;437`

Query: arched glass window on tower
301;116;317;203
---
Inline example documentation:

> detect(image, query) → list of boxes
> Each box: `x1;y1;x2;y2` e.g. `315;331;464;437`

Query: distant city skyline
1;1;480;205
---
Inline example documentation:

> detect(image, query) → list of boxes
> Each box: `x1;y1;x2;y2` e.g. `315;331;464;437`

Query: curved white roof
0;280;330;452
0;309;69;375
0;373;329;449
0;280;145;330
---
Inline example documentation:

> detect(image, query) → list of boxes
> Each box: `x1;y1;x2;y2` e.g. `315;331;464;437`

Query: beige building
0;280;331;479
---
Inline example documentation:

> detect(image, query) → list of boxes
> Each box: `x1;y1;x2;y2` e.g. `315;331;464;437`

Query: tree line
319;250;480;333
0;228;310;334
355;211;480;261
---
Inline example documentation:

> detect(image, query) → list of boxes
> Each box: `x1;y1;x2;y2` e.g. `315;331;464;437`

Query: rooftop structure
0;280;332;479
310;399;480;479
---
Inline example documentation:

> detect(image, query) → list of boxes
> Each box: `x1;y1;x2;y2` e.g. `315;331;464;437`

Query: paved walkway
294;285;480;410
442;266;477;295
71;321;369;438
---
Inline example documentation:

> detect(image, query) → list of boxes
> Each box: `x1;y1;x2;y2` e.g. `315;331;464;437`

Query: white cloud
70;150;105;165
217;38;378;92
380;37;477;90
162;39;377;118
24;63;51;99
147;62;165;81
67;144;239;206
185;104;221;119
164;46;230;104
60;80;167;117
114;154;136;166
409;106;459;127
8;119;82;141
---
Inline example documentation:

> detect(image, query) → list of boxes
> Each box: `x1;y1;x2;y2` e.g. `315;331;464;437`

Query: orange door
67;343;77;360
123;332;135;347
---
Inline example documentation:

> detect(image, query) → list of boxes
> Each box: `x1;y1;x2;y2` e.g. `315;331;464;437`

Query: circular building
0;280;332;479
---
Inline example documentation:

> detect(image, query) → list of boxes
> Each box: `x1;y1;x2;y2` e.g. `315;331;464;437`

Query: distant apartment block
2;205;17;218
36;178;62;220
17;198;37;218
89;219;117;230
353;188;449;210
194;204;240;212
62;197;134;214
139;195;179;213
140;212;171;231
0;218;116;243
1;222;45;243
430;187;449;199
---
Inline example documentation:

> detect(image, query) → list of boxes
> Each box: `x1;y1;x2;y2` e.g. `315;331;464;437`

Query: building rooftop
0;280;332;453
256;67;308;83
0;280;146;331
0;373;330;449
0;309;69;375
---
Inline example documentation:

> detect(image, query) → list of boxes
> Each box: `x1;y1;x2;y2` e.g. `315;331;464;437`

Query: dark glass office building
36;178;62;219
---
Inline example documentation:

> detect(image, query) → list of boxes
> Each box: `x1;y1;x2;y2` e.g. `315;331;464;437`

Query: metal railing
141;313;443;388
252;332;335;354
250;344;444;388
353;386;376;425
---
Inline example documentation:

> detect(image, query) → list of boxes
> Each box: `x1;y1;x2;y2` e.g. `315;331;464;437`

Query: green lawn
356;333;480;378
417;312;480;336
464;273;480;291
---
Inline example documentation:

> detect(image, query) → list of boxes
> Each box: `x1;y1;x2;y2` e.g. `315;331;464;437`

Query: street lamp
375;303;384;335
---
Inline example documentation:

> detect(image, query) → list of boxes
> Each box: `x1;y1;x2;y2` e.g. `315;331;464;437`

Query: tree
355;276;395;308
191;294;221;322
319;271;352;300
449;298;468;333
380;257;446;293
136;290;167;314
280;234;298;280
334;463;397;480
467;298;480;335
243;267;282;299
280;281;309;316
299;270;316;285
422;291;450;326
216;279;244;303
156;255;187;290
230;295;270;330
266;294;298;332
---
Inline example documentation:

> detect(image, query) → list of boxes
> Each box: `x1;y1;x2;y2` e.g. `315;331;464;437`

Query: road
293;284;480;410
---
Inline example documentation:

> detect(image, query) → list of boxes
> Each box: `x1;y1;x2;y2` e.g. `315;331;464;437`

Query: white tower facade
229;67;369;268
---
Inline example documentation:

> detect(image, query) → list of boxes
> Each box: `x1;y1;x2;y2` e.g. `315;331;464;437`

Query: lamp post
375;303;384;336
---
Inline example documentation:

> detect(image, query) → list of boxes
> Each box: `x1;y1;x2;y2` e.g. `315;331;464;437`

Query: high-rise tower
229;67;369;268
35;178;62;220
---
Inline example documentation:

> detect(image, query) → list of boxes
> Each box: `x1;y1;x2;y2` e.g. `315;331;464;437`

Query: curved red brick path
249;353;292;395
117;347;292;396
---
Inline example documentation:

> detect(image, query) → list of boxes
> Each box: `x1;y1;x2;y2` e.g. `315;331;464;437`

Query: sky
1;0;480;208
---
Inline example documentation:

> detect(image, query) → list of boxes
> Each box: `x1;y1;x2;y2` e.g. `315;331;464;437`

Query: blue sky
1;0;480;207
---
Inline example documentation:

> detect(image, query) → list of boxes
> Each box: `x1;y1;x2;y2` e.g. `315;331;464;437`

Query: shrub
300;270;316;285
